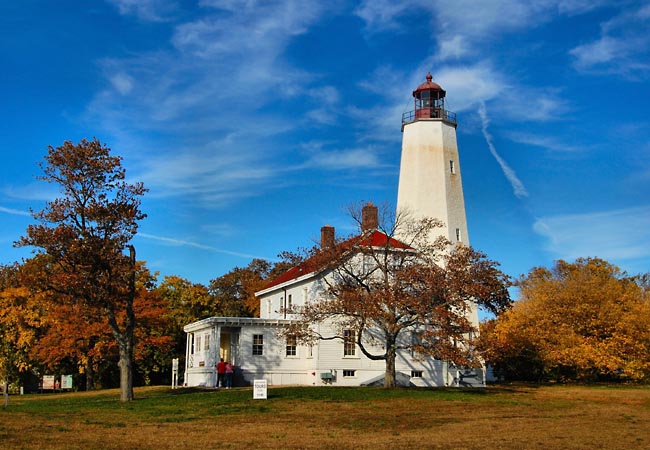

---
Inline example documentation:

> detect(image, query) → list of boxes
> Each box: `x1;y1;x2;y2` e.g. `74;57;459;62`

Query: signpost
253;379;267;400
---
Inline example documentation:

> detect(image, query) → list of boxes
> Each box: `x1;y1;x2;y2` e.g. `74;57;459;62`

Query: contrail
138;232;271;260
478;102;528;199
0;206;31;217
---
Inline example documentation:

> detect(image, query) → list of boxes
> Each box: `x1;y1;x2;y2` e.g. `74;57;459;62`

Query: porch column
212;325;221;387
183;332;192;385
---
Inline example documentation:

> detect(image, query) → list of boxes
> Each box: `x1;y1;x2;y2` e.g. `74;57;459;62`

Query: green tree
481;258;650;382
18;138;147;401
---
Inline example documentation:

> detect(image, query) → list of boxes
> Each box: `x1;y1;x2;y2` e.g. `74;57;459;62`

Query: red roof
413;73;446;97
259;230;413;292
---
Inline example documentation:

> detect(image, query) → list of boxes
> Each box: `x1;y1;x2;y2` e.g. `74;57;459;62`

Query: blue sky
1;1;649;293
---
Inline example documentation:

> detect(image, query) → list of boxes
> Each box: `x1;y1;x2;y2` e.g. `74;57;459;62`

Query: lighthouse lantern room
402;73;457;129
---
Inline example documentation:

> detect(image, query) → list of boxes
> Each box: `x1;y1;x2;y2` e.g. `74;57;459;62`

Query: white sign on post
253;379;267;399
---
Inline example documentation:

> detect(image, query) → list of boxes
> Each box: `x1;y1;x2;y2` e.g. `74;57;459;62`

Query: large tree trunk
85;358;95;391
384;340;397;388
118;340;134;402
109;246;137;402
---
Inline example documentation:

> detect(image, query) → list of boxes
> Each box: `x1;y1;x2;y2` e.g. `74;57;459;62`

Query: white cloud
305;147;383;171
436;36;471;61
85;1;338;208
506;131;581;153
435;63;506;112
569;4;650;77
354;0;416;32
107;0;177;22
109;73;134;95
533;206;650;265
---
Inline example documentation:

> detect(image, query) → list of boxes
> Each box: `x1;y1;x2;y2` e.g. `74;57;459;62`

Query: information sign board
253;379;267;399
42;375;55;390
61;375;73;389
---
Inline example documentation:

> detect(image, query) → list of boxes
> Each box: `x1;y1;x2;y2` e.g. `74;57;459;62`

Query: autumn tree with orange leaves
0;263;46;390
18;138;146;401
478;258;650;382
209;258;298;318
283;204;512;388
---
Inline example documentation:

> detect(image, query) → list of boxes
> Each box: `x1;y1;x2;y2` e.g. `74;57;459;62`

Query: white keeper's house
183;74;483;388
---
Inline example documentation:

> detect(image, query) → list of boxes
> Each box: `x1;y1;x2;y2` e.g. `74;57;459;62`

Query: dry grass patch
1;384;649;449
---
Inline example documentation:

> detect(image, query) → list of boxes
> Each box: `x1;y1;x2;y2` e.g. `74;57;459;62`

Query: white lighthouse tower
396;73;478;327
397;73;469;247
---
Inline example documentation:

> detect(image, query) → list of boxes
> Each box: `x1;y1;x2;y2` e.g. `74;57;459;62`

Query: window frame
252;334;264;356
343;329;356;357
285;335;297;357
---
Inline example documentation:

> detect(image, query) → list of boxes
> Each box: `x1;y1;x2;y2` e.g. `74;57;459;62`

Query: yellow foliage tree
0;264;47;383
480;258;650;382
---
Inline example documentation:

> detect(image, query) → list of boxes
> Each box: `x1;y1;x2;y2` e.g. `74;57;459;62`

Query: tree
479;258;650;382
17;138;147;401
0;263;46;390
284;204;512;387
209;258;291;317
130;270;176;387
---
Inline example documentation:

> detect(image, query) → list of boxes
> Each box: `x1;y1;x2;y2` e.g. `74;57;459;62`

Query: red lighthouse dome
402;73;456;129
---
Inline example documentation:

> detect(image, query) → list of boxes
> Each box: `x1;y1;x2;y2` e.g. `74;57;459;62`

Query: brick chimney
362;202;379;231
321;225;335;249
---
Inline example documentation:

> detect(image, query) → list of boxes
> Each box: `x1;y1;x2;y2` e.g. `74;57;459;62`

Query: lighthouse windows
450;160;456;174
455;228;462;242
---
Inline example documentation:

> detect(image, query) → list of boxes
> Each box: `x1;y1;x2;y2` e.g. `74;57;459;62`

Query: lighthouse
397;73;470;248
396;73;478;327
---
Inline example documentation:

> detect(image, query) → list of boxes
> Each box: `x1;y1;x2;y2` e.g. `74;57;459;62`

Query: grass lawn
1;384;649;449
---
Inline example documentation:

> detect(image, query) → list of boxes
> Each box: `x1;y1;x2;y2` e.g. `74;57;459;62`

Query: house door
219;329;240;366
219;333;231;362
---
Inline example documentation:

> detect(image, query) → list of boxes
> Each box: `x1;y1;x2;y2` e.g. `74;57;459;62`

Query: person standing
216;358;226;388
225;361;234;389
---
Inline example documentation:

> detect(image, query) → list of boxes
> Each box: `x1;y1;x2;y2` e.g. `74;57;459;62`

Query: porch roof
183;316;295;332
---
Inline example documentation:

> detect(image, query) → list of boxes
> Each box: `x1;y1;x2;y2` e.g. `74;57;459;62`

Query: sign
253;379;267;400
42;375;55;390
61;375;73;390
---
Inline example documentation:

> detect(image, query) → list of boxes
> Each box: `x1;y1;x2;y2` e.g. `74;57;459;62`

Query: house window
287;294;293;310
252;334;264;356
411;370;423;378
362;255;375;273
411;331;421;357
455;228;461;242
286;335;297;357
204;334;210;350
450;160;456;174
195;335;201;353
343;370;356;377
343;329;356;356
302;287;308;303
307;345;313;358
266;299;271;317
